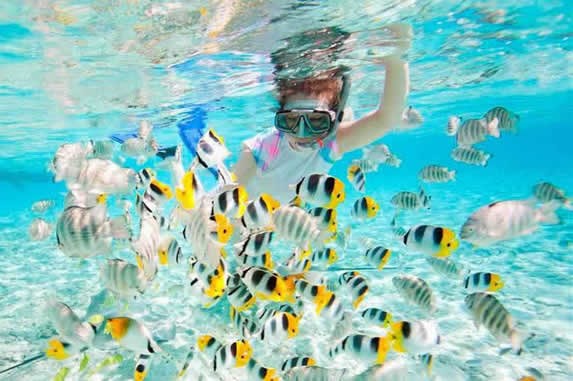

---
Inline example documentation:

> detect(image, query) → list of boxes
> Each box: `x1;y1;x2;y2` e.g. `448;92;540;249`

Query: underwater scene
0;0;572;380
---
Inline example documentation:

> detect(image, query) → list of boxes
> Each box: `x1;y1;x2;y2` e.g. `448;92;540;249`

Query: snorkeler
233;24;417;203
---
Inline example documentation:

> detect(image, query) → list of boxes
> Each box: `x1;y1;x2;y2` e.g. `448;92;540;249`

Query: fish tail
109;215;132;240
537;201;561;225
510;330;522;355
564;199;573;211
449;170;456;180
487;117;500;138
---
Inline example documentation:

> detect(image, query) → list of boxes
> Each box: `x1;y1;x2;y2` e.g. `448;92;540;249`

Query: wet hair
270;27;350;110
276;68;345;110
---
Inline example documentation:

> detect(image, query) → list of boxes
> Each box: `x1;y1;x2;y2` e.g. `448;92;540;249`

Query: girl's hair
275;68;345;110
270;26;350;110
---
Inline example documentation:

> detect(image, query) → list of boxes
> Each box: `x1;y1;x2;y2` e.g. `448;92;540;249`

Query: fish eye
336;194;341;198
447;243;451;247
223;229;227;234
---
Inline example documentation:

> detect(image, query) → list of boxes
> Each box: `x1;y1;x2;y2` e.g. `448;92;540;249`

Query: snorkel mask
275;73;351;142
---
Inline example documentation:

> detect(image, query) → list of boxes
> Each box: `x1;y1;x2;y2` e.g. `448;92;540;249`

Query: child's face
281;95;334;145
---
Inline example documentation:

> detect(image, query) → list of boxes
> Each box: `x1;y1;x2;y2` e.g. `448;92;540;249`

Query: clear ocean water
0;1;572;380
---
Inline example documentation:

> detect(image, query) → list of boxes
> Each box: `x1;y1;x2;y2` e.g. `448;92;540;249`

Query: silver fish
451;146;491;166
56;200;131;258
29;218;52;241
100;258;147;299
460;199;560;247
483;106;519;133
418;165;456;183
464;292;521;353
391;189;430;211
456;118;500;146
31;200;55;213
393;275;436;313
533;182;571;209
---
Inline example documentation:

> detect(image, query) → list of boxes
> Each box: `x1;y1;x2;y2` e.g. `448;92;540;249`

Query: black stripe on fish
370;337;380;354
324;176;335;196
484;272;491;285
402;321;411;338
433;227;443;244
266;275;277;292
414;225;427;243
218;193;228;213
230;342;237;357
307;174;320;196
360;197;367;212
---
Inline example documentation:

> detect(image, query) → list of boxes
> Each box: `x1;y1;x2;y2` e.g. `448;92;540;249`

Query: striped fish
391;189;430;211
418;165;456;183
338;271;369;309
240;266;294;303
56;198;131;258
351;196;380;220
352;159;380;173
212;340;252;372
258;312;301;343
329;334;391;365
234;230;274;257
226;274;256;312
295;279;332;315
292;173;346;209
402;224;459;258
29;218;52;241
456;118;500;146
132;211;161;281
426;257;465;279
483;106;519;133
245;358;279;381
464;292;521;353
393;275;436;313
360;308;393;328
241;194;280;231
364;246;391;270
236;250;273;270
451;146;491;166
463;272;504;292
310;247;338;268
101;258;147;300
281;357;316;372
31;199;55;213
230;307;259;338
347;163;366;192
272;206;322;249
211;185;249;219
533;182;571;209
390;320;440;354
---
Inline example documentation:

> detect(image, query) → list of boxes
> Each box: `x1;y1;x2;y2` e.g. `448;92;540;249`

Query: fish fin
564;199;573;211
487;117;500;138
510;330;522;355
109;215;132;240
537;201;561;225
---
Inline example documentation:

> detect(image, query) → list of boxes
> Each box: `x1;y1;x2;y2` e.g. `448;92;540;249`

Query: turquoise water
1;1;572;380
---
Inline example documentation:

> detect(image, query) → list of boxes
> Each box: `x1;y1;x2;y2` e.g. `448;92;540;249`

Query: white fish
100;258;148;300
464;292;521;353
401;105;424;126
272;205;322;249
391;189;431;211
483;106;519;133
132;211;161;281
62;158;143;195
460;199;560;247
44;299;96;348
29;218;52;241
393;275;436;313
533;182;572;209
362;143;391;163
456;118;500;146
446;116;461;136
386;153;402;168
390;320;441;354
157;235;183;266
418;165;456;183
426;257;465;279
451;146;491;166
56;196;131;258
31;200;55;213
